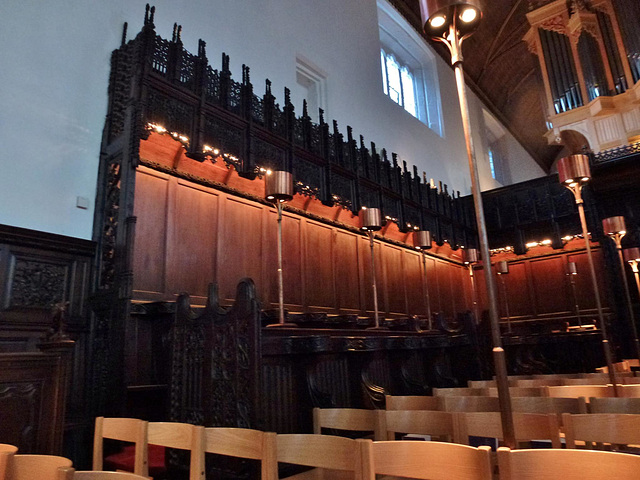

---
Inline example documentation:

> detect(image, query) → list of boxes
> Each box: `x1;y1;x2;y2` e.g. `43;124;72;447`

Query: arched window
381;49;417;117
378;0;443;136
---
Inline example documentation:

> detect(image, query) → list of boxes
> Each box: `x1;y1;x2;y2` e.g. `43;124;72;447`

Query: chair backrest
563;413;640;448
438;396;500;412
514;378;564;387
545;385;614;399
454;412;561;448
497;446;640;480
588;397;640;413
93;417;148;477
203;427;277;480
8;455;73;480
362;440;492;480
619;384;640;397
384;395;439;411
74;472;149;479
276;434;366;480
0;444;18;480
562;376;611;385
384;410;455;442
432;387;483;396
147;422;205;480
481;387;545;397
511;396;587;415
312;408;385;440
467;380;496;388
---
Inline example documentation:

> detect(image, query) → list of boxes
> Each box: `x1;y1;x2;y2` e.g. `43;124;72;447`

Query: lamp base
265;323;298;328
366;325;389;331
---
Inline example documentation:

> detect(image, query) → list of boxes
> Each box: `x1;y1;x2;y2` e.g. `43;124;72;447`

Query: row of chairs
432;383;640;398
316;406;640;450
96;436;640;480
386;393;640;413
468;369;638;388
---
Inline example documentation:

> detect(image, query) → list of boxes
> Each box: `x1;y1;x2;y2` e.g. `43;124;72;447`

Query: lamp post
419;0;515;447
566;261;582;328
415;230;433;330
361;207;385;330
557;154;617;392
463;248;479;324
603;216;640;363
265;170;296;327
495;260;511;334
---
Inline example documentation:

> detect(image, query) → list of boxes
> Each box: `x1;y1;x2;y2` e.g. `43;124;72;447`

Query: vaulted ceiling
391;0;563;172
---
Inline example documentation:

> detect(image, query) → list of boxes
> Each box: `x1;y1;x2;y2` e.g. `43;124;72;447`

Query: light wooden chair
0;444;18;480
276;434;366;480
147;422;205;480
204;427;277;480
93;417;148;477
384;410;456;442
497;446;640;480
384;395;439;411
563;413;640;450
312;408;385;440
362;440;492;480
73;472;149;479
7;455;74;480
481;386;546;397
545;385;614;399
454;412;561;448
438;395;500;412
432;387;483;396
588;397;640;413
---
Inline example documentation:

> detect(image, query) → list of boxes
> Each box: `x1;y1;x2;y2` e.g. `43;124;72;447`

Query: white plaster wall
0;0;544;239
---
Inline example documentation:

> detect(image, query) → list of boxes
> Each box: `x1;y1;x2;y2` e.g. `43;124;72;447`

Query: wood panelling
131;166;468;319
166;180;219;298
132;169;169;296
131;165;612;324
218;197;265;303
303;221;335;310
530;256;571;315
333;231;361;313
382;245;407;315
405;251;426;315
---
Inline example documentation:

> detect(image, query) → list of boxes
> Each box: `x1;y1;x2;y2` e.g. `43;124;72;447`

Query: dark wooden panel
435;260;455;317
425;255;440;314
132;169;169;296
530;256;572;315
166;179;219;298
0;350;71;455
261;210;303;311
568;250;603;311
499;261;532;318
405;251;426;316
218;198;264;303
304;222;336;310
382;245;407;315
333;230;361;313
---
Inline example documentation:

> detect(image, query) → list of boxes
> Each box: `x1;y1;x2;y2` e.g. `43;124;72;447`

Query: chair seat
105;444;166;476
